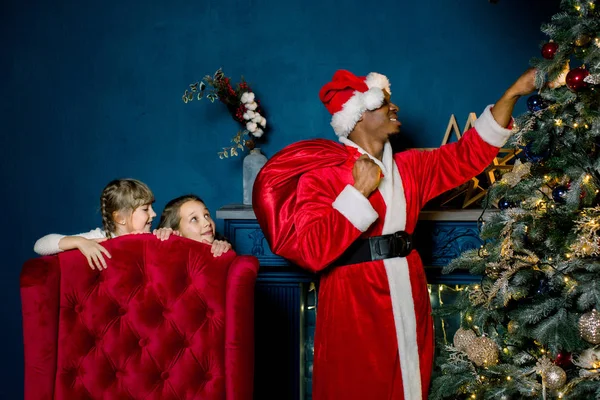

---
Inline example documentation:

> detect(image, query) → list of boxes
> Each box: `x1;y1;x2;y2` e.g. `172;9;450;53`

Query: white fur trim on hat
331;88;385;137
330;73;391;137
365;72;391;95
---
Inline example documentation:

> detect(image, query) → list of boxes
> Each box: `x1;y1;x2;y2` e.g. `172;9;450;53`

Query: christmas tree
430;1;600;399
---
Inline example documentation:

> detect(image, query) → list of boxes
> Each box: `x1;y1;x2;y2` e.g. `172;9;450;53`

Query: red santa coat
253;106;512;399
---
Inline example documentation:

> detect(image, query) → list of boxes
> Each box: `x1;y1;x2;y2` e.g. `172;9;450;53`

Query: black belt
332;231;414;267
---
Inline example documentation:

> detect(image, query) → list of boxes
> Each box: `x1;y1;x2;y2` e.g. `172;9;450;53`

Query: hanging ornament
552;185;568;203
543;365;567;390
573;348;600;369
536;278;551;295
467;336;499;367
524;143;549;163
507;320;520;335
579;309;600;344
453;328;477;352
549;61;570;89
500;160;531;187
498;198;516;210
575;34;592;47
566;67;590;92
553;351;573;367
541;41;559;59
527;94;546;112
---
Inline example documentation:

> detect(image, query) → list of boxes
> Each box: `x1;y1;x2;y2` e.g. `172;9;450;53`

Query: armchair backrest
21;235;258;400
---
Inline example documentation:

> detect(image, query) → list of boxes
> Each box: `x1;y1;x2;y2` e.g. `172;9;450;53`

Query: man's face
361;90;401;138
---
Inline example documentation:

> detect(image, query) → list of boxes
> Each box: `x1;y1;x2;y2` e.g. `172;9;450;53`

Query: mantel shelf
217;203;498;222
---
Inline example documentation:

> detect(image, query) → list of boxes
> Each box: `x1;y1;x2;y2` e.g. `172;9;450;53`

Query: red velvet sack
252;139;349;266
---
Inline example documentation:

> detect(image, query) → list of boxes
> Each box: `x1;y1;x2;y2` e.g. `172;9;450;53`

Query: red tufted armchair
20;235;259;400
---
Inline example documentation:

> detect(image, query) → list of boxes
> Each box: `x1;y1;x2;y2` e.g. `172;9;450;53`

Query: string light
506;376;512;381
584;174;591;183
564;276;570;282
576;4;581;10
574;123;579;128
555;119;563;126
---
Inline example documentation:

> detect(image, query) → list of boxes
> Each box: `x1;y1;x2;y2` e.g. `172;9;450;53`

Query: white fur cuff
332;185;379;232
473;105;513;148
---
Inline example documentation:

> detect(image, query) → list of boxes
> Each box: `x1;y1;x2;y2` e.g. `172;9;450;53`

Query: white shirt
33;228;108;256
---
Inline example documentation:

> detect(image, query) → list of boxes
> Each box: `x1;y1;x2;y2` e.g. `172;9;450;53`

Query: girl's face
121;203;156;233
177;200;216;244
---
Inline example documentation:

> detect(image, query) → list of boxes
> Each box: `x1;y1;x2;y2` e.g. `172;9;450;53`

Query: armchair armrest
225;255;260;400
20;256;61;400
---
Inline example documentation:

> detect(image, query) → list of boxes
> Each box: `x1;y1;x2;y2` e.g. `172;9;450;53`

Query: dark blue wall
2;0;559;397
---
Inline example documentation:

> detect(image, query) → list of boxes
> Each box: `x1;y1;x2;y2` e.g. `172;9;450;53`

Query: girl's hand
74;237;111;271
153;227;180;241
210;239;232;257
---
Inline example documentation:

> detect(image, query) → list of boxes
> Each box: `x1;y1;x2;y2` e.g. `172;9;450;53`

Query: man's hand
352;154;381;198
505;68;538;98
492;68;538;128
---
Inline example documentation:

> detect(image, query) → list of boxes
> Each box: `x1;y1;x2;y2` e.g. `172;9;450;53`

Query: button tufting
118;307;127;316
74;305;83;313
206;309;213;317
160;371;169;380
115;371;123;379
138;338;148;347
182;339;190;348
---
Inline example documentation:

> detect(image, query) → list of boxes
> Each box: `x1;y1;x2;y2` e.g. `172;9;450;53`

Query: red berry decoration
553;351;572;367
566;67;590;92
542;42;559;59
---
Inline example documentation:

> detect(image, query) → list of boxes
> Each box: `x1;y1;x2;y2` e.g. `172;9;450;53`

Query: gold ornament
500;160;531;187
548;61;570;89
543;365;567;390
575;34;592;47
453;328;477;351
467;336;499;367
579;309;600;344
574;348;600;369
507;320;520;335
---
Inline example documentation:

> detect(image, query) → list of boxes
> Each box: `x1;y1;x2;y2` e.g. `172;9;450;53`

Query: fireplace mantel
217;204;492;399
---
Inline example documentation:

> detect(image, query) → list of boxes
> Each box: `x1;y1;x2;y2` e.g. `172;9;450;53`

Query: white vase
243;148;268;205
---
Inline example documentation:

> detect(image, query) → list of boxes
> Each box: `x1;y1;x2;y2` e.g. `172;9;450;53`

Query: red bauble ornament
566;67;590;92
553;351;573;367
542;42;559;59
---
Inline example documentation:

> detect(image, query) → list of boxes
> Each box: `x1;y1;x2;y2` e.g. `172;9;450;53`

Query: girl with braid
34;178;175;270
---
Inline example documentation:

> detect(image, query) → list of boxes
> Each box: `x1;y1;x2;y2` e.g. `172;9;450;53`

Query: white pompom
252;115;262;123
246;102;258;111
243;113;251;120
246;122;257;132
246;110;255;119
241;92;250;103
246;92;255;103
253;128;264;137
260;117;267;128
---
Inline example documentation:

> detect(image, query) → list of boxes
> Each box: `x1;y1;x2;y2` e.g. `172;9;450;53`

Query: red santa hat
319;70;391;137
